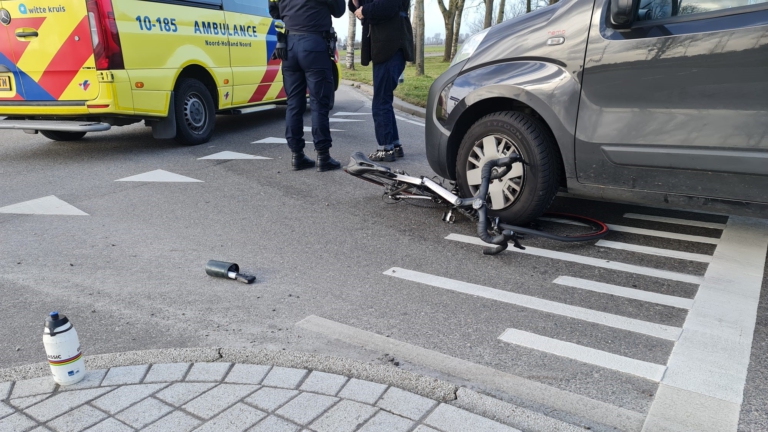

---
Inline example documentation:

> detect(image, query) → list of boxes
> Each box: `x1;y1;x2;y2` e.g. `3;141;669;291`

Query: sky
333;0;455;42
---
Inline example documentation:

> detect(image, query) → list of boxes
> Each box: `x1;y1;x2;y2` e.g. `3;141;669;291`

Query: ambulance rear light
86;0;125;70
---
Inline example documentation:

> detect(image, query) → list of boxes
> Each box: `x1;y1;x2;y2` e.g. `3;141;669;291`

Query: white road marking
252;137;287;144
606;224;720;244
332;112;371;116
446;234;705;285
539;217;721;244
296;315;646;432
644;216;768;431
624;213;727;230
395;115;425;127
198;151;271;160
384;268;682;341
328;118;364;123
304;127;343;132
115;169;203;183
0;195;88;216
553;276;694;309
595;240;712;263
498;329;667;382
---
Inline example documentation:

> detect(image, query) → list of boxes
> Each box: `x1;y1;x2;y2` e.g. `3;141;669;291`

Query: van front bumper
425;60;465;180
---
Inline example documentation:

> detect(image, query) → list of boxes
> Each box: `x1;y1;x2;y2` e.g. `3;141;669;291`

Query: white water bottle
43;312;86;385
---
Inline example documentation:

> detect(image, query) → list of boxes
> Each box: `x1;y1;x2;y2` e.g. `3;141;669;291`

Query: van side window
223;0;270;16
638;0;767;21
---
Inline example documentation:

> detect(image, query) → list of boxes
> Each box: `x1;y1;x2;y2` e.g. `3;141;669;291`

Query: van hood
463;3;562;72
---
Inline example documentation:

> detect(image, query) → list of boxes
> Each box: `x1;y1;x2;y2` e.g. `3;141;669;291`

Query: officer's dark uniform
269;0;345;172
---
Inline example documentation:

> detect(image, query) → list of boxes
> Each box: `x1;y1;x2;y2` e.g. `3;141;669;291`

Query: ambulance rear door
0;0;99;102
1;2;21;101
223;0;281;106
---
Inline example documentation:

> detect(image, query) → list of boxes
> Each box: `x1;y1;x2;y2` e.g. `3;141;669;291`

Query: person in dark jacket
350;0;413;162
270;0;345;172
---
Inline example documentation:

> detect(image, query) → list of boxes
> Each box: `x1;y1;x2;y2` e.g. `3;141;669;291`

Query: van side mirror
609;0;638;29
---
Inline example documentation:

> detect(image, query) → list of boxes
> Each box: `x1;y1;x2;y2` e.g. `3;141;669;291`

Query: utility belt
272;27;337;62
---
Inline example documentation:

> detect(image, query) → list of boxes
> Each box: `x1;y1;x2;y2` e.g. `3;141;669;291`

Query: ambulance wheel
174;78;215;146
41;131;87;141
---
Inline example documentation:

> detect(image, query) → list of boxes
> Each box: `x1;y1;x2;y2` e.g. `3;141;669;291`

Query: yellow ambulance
0;0;340;145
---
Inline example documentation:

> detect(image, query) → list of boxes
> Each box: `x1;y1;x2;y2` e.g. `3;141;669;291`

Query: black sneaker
369;149;395;162
394;146;404;158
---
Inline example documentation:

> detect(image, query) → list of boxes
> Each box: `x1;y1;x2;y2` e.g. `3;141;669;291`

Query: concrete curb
341;79;427;119
0;347;456;403
0;348;591;431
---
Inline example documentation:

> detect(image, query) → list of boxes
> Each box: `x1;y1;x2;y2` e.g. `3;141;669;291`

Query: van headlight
451;28;490;66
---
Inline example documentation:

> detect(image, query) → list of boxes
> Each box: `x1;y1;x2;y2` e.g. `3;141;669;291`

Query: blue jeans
372;50;405;151
283;33;334;153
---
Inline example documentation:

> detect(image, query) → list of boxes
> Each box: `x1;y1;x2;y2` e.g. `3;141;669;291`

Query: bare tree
505;0;526;19
346;12;356;70
451;0;466;59
497;0;506;23
436;0;457;62
414;0;425;75
483;0;494;28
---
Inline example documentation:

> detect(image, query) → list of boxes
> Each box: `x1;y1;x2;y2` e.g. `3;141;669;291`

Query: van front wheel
174;78;215;146
41;131;87;141
456;112;561;225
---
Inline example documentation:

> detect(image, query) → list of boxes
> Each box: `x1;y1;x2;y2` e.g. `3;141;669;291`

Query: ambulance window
224;0;269;16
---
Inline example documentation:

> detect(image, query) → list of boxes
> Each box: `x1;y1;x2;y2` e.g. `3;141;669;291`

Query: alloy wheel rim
466;134;526;210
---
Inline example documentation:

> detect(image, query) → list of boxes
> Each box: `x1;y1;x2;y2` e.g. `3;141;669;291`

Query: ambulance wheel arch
173;65;219;146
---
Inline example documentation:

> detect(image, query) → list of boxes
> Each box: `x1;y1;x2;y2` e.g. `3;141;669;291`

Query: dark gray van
425;0;768;223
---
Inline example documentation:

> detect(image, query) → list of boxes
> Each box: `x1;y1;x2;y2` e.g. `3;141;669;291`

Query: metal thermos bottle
43;312;86;385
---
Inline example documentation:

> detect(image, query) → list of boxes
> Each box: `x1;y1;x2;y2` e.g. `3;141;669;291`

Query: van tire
41;131;87;141
455;112;561;225
174;78;215;146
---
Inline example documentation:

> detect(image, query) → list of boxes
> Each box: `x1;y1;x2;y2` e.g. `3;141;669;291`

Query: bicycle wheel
500;212;609;243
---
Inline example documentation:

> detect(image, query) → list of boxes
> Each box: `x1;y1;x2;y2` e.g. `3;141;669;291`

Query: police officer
270;0;345;172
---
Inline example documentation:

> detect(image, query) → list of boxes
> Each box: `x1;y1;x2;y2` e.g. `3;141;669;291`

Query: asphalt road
1;86;766;431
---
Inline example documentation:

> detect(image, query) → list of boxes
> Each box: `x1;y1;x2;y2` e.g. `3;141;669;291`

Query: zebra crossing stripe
553;276;694;310
445;234;705;285
595;240;712;263
384;268;682;341
605;224;720;245
623;213;727;230
498;329;667;382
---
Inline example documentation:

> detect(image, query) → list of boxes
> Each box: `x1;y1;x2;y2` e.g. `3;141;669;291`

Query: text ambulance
0;0;341;145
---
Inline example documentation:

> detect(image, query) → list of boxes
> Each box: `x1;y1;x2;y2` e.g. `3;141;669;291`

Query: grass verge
339;56;451;107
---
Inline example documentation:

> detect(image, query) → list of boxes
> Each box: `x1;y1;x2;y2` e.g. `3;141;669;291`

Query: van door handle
16;30;39;38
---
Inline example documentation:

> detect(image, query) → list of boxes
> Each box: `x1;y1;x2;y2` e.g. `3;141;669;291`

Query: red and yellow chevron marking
0;17;47;60
248;58;283;103
0;2;98;102
36;16;94;100
48;352;82;367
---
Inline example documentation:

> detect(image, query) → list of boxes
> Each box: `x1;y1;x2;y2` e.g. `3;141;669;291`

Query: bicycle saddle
345;152;394;177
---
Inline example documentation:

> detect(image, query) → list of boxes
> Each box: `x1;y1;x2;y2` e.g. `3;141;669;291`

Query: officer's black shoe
316;150;341;172
369;149;396;162
394;146;404;158
292;152;316;171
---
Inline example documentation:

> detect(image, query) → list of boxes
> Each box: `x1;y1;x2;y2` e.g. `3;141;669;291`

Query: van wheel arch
447;98;566;189
175;65;219;111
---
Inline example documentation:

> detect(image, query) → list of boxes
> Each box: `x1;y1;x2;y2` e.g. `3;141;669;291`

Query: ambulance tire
174;78;215;146
41;131;87;142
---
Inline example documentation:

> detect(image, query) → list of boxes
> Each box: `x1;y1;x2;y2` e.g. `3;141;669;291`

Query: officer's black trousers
283;33;334;153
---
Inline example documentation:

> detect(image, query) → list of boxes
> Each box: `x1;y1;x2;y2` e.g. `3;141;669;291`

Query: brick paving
0;363;519;432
